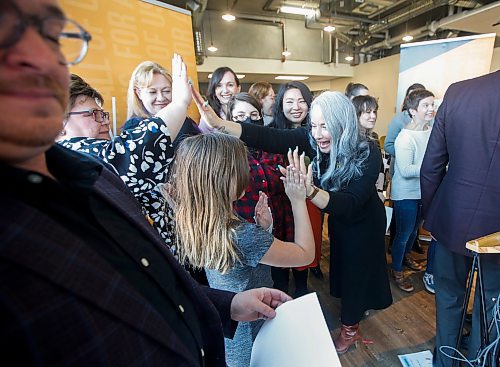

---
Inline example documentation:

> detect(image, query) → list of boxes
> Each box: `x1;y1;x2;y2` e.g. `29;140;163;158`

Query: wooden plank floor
297;225;437;366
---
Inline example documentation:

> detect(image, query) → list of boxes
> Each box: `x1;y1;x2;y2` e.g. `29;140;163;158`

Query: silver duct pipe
366;0;443;37
369;0;410;19
360;0;485;55
191;0;208;65
428;0;492;35
354;0;479;46
328;0;479;48
360;24;430;54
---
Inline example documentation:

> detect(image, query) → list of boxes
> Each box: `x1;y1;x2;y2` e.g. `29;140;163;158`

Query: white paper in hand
250;293;341;367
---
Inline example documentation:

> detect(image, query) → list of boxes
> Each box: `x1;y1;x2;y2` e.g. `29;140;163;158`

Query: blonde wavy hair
127;61;172;119
168;133;250;273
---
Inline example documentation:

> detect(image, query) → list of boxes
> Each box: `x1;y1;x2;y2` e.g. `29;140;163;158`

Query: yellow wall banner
61;0;199;131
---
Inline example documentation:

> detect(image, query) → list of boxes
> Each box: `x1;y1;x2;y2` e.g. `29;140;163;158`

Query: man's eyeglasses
232;112;261;122
67;109;110;123
0;0;92;65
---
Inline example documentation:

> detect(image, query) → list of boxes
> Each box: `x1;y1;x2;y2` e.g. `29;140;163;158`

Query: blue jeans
391;199;422;272
425;239;436;274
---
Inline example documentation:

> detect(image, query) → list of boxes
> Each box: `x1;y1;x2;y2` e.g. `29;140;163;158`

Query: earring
60;130;66;136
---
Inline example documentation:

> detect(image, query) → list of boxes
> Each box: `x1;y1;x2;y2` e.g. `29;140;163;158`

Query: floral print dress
59;117;177;255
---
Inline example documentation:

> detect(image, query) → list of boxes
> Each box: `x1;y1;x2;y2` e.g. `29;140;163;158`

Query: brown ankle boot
392;270;414;292
333;323;362;354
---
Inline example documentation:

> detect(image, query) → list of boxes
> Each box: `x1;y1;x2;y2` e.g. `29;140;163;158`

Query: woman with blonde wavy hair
126;61;173;121
59;55;190;254
169;133;314;367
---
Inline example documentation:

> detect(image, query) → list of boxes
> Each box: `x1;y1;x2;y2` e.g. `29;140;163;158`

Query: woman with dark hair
351;95;379;142
224;93;274;226
272;81;313;129
270;81;323;291
202;92;280;267
345;82;369;100
229;93;299;295
192;88;392;355
352;95;385;202
384;83;428;258
390;89;435;293
207;66;241;119
384;83;426;157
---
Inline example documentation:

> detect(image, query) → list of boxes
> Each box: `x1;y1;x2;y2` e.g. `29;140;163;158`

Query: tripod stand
453;232;500;367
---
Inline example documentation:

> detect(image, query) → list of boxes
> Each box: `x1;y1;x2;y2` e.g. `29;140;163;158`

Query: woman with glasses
248;82;275;126
57;74;111;141
221;93;276;239
59;54;192;255
198;69;276;237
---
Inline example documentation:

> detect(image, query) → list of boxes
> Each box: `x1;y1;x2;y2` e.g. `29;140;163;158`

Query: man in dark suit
0;0;291;365
421;70;500;366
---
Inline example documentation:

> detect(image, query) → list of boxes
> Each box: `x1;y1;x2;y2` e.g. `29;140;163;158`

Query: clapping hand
282;165;307;203
254;191;272;231
279;147;313;200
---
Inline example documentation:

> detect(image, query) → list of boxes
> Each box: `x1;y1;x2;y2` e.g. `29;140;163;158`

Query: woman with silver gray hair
192;88;392;355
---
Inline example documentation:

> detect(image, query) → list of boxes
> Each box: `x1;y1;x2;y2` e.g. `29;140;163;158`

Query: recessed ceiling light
402;35;414;42
345;55;354;62
275;75;309;81
323;25;336;32
280;6;316;17
207;45;218;52
222;13;236;21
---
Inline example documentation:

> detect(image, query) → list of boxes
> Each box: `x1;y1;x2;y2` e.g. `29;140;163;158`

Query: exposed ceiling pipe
360;24;430;54
360;1;484;55
367;0;444;36
333;31;352;45
351;0;478;47
232;14;283;26
190;0;208;65
428;0;493;35
368;0;411;19
367;0;479;35
304;0;456;49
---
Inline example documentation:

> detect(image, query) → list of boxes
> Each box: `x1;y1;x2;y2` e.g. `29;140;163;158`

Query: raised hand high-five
155;53;191;141
190;84;243;137
170;53;191;109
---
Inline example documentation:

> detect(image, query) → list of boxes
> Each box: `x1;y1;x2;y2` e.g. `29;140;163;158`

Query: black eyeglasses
232;112;261;122
0;0;92;65
67;109;110;123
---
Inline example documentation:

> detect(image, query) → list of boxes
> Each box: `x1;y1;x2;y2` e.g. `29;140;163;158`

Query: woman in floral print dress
58;54;191;255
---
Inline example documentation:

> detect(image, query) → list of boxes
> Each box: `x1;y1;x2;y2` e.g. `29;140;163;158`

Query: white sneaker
422;272;435;294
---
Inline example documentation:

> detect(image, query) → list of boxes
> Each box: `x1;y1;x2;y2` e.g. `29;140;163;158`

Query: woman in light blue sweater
390;89;435;292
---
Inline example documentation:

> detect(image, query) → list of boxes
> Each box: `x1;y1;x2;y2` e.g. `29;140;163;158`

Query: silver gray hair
309;91;370;191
